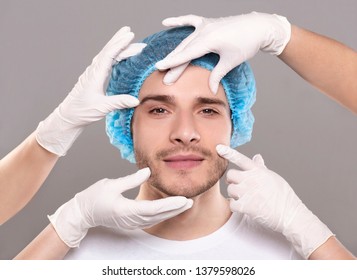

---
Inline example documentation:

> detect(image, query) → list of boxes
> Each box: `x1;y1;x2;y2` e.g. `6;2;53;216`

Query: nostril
174;138;184;144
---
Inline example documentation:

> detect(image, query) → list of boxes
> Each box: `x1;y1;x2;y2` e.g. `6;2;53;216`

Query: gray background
0;0;356;259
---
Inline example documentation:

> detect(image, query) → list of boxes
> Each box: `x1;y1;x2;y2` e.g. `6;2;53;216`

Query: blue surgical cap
106;26;256;163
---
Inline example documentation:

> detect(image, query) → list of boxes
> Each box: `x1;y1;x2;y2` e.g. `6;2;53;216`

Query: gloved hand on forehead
36;26;146;156
49;168;193;248
156;12;291;94
216;144;333;259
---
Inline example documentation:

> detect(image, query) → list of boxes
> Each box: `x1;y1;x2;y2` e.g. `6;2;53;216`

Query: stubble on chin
135;146;228;198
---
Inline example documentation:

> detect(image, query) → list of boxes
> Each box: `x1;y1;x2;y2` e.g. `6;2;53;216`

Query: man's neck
136;182;231;241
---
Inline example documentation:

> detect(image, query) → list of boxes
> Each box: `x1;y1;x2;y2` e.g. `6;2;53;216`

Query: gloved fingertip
209;61;231;95
123;31;135;41
155;60;162;68
155;60;168;70
216;144;230;156
136;167;151;179
155;54;175;71
209;80;219;95
252;154;261;160
176;197;194;213
163;80;174;86
116;43;147;61
135;43;147;51
186;198;194;208
112;95;140;108
162;71;176;85
252;154;265;166
162;18;176;27
127;98;140;107
118;26;131;34
167;196;193;210
113;27;133;40
173;196;188;205
229;198;241;213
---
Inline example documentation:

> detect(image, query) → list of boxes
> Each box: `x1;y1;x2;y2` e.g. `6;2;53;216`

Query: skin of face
132;65;232;199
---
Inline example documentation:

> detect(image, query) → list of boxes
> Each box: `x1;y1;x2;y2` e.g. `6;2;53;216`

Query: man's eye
201;108;218;115
149;107;168;115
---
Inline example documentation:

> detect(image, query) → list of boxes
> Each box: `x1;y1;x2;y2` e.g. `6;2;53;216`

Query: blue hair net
106;26;256;163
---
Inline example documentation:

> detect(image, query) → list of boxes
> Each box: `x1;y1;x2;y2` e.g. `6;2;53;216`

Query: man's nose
169;112;200;146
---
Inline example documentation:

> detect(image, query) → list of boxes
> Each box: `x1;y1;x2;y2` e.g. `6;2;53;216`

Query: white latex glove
36;26;146;156
155;12;291;94
49;168;193;248
216;144;333;259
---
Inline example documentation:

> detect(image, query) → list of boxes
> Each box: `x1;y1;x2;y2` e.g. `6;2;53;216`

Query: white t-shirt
65;212;302;260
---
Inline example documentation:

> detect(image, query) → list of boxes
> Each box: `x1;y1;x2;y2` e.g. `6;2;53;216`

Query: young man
16;26;354;260
67;63;306;259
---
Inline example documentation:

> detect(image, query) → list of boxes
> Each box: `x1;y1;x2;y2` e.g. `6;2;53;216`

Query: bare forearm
279;25;357;113
14;224;70;260
308;236;356;260
0;132;58;224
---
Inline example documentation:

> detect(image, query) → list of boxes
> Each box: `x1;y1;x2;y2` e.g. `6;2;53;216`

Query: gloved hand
156;12;291;94
49;168;193;248
36;26;146;156
216;144;333;259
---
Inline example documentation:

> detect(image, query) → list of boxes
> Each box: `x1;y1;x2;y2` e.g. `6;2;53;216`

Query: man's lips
163;154;204;169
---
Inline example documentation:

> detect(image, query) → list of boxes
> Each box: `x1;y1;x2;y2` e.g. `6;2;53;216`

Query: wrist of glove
281;201;334;259
48;168;193;248
250;12;291;56
217;145;333;259
48;195;88;247
36;102;84;156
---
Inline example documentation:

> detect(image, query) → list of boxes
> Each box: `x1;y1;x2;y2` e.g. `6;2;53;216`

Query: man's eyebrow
196;97;228;108
139;94;228;108
140;94;175;105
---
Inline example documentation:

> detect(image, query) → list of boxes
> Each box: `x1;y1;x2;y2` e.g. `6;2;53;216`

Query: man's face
132;65;232;198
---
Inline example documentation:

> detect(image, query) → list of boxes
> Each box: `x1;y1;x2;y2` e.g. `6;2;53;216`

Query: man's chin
148;175;217;199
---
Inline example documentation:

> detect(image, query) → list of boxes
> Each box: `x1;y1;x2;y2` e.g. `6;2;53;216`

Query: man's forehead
138;66;229;106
